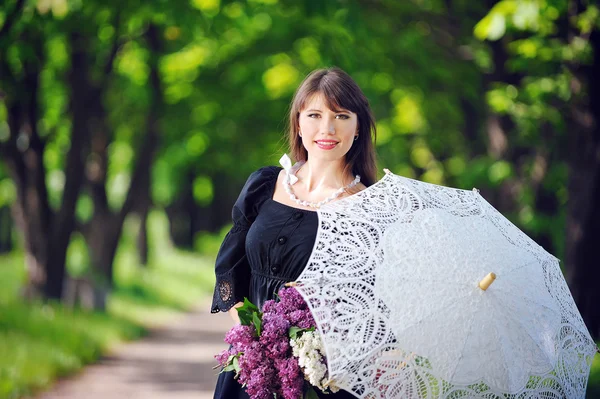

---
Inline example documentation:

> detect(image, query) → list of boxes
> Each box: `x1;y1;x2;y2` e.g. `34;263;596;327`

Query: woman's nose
323;119;335;134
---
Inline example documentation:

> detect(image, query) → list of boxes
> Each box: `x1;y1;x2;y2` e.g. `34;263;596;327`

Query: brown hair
288;67;378;186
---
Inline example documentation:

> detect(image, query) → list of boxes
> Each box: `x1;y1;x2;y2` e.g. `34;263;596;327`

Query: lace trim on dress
211;273;237;313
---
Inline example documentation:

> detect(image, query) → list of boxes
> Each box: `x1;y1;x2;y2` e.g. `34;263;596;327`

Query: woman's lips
315;140;339;150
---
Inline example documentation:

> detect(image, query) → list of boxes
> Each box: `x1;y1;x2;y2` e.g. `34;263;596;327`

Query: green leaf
289;326;315;340
237;297;260;327
289;326;302;340
221;364;236;373
304;386;320;399
252;311;262;336
232;355;240;373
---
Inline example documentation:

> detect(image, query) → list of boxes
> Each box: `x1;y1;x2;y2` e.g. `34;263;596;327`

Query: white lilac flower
290;331;339;393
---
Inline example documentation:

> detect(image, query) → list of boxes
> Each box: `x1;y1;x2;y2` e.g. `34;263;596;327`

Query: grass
0;211;216;399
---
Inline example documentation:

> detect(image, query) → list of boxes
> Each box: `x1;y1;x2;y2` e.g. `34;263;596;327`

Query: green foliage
0;179;16;208
237;297;261;332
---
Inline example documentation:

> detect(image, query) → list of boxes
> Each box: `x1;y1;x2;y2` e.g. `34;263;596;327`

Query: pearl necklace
283;172;361;209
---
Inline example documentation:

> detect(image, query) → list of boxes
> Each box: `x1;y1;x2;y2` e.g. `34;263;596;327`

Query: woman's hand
228;301;243;324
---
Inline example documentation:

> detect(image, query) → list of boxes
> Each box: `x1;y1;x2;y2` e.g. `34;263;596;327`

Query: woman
211;67;377;398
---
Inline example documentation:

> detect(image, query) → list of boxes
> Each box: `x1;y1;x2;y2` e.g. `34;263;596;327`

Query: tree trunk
566;29;600;340
137;207;149;265
166;171;196;248
85;211;121;290
81;24;161;288
0;207;13;253
2;41;55;298
134;23;162;266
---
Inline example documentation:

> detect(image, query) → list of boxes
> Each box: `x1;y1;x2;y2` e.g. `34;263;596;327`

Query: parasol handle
478;272;496;291
285;281;297;287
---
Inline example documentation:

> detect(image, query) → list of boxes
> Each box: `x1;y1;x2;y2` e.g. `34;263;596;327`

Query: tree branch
100;12;123;87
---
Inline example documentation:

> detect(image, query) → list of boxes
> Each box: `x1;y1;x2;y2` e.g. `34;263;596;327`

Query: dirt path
37;301;232;399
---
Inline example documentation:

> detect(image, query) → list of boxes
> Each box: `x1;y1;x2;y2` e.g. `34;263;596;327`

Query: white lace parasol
294;171;598;399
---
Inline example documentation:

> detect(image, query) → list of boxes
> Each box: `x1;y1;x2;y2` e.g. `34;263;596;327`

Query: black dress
211;166;356;399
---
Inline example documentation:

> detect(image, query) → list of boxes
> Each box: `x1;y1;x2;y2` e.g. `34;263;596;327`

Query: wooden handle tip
478;272;496;291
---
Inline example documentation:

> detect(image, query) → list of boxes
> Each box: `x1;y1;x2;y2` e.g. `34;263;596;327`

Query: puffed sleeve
210;166;280;313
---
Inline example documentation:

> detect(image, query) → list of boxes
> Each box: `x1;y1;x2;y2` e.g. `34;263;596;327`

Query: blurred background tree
0;0;598;333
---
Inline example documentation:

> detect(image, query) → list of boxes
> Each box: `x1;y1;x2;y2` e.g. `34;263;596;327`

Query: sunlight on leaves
294;37;321;68
512;1;540;30
36;0;69;18
474;13;506;41
107;173;130;210
391;89;426;134
445;156;467;177
376;120;393;147
193;176;214;205
248;0;278;4
66;233;90;277
0;179;16;207
410;141;433;169
186;131;209;156
191;0;220;17
262;63;299;99
116;43;150;86
75;194;94;223
192;102;221;125
394;164;416;179
108;142;134;175
487;87;514;113
372;73;393;94
421;167;444;185
488;160;513;184
223;2;244;19
46;170;65;208
152;159;177;207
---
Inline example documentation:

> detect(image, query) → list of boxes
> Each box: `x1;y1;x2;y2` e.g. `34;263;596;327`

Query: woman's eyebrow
305;108;351;113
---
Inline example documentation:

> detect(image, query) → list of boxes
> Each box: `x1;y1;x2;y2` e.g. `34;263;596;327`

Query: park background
0;0;599;398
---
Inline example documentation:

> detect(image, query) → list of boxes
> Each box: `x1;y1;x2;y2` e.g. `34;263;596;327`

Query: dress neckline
267;166;377;213
267;167;318;213
267;197;318;213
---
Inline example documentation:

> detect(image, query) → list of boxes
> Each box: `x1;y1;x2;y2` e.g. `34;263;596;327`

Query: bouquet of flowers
214;287;339;399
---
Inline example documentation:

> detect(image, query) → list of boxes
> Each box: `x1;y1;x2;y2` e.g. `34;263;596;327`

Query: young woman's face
298;93;358;164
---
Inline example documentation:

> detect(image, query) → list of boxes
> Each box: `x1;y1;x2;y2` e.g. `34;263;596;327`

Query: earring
354;135;359;141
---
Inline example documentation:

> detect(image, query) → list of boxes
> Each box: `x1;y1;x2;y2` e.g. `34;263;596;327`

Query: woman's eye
336;114;350;120
308;113;320;118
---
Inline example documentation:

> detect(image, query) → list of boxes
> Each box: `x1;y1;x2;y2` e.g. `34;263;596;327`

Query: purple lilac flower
277;287;308;313
214;347;237;367
262;299;277;314
286;309;316;329
238;342;278;399
224;324;256;353
261;309;292;361
275;357;304;399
